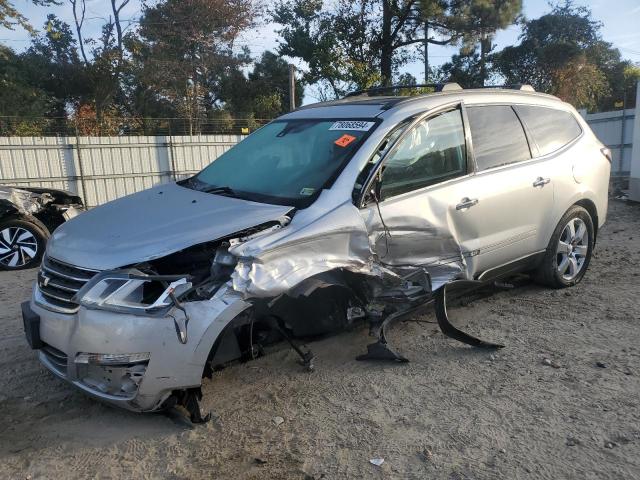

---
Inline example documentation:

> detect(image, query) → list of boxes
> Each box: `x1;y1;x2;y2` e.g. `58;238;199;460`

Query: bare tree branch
110;0;130;61
69;0;88;64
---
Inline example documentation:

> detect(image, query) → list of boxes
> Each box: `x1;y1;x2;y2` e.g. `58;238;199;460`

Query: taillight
600;147;612;163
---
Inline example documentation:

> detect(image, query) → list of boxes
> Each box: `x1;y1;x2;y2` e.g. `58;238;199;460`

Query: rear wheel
535;206;594;288
0;218;49;270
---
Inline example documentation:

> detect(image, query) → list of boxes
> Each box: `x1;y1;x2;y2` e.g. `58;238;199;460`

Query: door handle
456;197;479;210
533;177;550;187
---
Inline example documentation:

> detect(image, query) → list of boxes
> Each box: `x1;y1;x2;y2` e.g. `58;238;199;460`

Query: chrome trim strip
41;262;95;283
34;286;80;314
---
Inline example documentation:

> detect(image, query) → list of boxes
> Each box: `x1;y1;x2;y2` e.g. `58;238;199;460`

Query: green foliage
449;0;522;85
248;51;303;114
273;0;460;97
0;0;59;33
273;0;377;97
492;1;626;111
0;0;637;130
19;15;88;116
131;0;256;131
0;46;50;122
436;48;485;87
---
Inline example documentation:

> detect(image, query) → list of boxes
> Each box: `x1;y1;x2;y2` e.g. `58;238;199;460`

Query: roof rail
344;82;462;98
479;84;535;92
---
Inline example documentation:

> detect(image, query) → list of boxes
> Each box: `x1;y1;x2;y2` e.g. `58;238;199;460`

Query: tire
0;217;49;271
535;205;594;288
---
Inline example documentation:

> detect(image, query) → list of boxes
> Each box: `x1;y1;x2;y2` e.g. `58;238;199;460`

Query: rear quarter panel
551;130;610;234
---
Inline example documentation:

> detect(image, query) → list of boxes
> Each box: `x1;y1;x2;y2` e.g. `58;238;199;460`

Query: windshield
189;119;378;206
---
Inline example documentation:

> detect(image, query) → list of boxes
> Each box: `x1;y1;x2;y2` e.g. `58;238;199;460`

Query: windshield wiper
200;185;239;197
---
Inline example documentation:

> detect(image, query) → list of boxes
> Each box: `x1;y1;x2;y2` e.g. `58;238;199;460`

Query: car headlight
73;271;192;315
75;352;150;365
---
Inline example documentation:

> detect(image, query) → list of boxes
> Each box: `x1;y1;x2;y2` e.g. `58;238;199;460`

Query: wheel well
574;199;598;241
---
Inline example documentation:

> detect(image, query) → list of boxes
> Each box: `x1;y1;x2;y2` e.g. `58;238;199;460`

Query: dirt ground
0;199;639;480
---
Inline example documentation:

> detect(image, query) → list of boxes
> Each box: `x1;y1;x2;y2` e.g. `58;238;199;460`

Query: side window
379;109;467;200
514;105;582;156
354;118;413;200
467;105;531;171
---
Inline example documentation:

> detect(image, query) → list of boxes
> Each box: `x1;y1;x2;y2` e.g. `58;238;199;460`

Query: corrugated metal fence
0;108;636;206
582;109;635;179
0;134;244;207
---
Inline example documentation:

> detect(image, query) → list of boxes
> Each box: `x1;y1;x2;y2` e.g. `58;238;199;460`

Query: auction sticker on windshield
329;121;375;131
334;134;357;147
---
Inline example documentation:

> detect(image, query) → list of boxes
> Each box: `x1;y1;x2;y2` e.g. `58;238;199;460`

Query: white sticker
300;187;315;196
329;121;375;131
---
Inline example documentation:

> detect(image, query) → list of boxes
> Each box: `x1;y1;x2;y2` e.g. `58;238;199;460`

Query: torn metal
0;186;52;216
1;185;83;230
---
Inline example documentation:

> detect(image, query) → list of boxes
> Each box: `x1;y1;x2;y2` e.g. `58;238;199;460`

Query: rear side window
467;105;531;171
514;106;582;156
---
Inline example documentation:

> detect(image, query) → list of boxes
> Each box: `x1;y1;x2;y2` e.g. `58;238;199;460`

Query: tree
586;41;640;109
436;48;484;87
451;0;522;86
419;0;461;82
0;45;49;121
68;0;88;64
20;15;88;117
132;0;256;133
221;51;303;118
493;1;622;110
66;0;132;129
0;0;59;33
273;0;460;98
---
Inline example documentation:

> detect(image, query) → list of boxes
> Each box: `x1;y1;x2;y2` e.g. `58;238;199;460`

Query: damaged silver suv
22;84;610;422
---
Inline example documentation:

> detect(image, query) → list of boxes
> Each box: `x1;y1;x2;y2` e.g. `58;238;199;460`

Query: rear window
514;106;582;156
467;105;532;171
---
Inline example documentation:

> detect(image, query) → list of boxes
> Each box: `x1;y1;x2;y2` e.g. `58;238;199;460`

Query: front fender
183;286;252;380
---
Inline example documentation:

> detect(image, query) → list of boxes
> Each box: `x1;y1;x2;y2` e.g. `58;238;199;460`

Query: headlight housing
75;352;150;365
73;270;192;315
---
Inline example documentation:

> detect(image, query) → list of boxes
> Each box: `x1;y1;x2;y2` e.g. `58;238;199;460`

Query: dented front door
360;105;472;288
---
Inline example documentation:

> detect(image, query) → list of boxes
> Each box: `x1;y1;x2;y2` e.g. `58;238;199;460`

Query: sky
2;0;640;103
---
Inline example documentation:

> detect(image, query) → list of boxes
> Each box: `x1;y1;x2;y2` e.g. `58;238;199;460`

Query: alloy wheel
0;226;39;268
556;217;589;282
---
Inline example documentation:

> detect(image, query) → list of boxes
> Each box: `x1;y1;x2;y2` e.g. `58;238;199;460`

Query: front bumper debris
26;286;251;413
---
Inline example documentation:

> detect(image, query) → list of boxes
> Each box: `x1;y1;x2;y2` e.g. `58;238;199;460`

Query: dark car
0;186;83;270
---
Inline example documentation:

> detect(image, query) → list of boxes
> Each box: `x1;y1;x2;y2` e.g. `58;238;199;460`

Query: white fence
583;109;634;177
0;134;244;207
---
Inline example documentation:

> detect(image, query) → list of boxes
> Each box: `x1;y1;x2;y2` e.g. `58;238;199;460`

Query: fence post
74;127;89;206
630;81;640;202
168;123;177;181
618;90;627;186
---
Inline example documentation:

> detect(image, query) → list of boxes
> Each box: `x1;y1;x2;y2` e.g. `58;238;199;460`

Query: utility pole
424;21;429;83
289;64;296;111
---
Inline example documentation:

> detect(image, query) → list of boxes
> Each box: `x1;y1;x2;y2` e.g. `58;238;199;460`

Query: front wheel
535;206;594;288
0;218;49;271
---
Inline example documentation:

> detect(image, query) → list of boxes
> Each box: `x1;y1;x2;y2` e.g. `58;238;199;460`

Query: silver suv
22;84;611;422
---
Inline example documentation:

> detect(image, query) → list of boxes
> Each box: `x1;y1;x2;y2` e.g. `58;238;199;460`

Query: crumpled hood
47;182;292;270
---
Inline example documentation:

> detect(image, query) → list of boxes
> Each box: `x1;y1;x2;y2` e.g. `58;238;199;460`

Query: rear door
452;104;555;276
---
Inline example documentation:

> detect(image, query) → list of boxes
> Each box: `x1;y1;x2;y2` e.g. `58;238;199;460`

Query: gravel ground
0;199;639;480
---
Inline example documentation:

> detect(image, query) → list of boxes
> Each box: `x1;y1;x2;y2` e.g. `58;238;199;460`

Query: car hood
47;182;293;270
